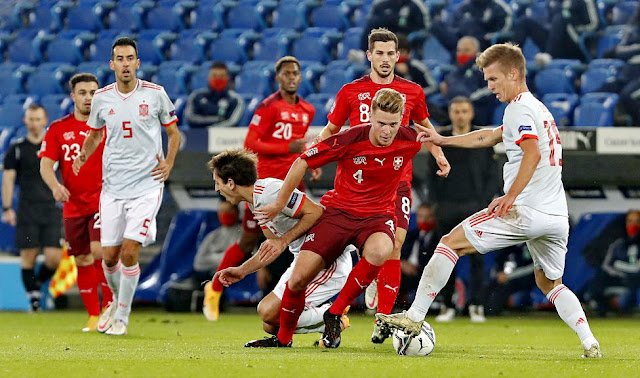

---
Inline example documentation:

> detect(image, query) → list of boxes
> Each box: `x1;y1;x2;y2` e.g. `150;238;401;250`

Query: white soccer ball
392;322;436;356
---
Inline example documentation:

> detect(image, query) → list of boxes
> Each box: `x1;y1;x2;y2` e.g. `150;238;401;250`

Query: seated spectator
185;62;244;128
485;244;536;316
603;4;640;61
359;0;430;51
397;204;439;309
440;37;497;125
587;210;640;316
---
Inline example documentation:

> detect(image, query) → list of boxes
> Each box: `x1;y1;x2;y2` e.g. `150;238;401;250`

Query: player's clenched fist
214;267;245;288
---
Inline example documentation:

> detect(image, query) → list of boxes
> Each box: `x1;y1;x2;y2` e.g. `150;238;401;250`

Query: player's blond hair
476;43;526;80
208;148;258;186
275;56;300;74
371;88;405;115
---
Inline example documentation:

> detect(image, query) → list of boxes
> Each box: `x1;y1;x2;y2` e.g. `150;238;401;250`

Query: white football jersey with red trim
88;79;177;199
501;91;567;216
249;178;306;253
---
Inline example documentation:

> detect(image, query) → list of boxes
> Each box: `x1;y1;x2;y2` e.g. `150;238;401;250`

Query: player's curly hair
275;56;300;74
371;88;404;115
208;148;258;186
476;43;526;80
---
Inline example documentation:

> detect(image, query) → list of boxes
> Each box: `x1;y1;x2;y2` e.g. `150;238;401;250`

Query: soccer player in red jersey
39;73;113;332
318;28;451;343
203;56;317;322
246;88;432;348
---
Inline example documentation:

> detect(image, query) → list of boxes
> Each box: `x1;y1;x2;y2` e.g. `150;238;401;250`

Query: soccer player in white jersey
208;149;352;345
72;37;181;336
376;43;602;358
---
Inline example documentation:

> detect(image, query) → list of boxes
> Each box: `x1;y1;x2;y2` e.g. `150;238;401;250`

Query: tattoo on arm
478;135;485;142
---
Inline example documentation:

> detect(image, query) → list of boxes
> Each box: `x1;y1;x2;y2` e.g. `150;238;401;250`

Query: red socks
212;243;248;291
277;283;305;344
77;264;100;316
376;259;401;315
330;257;382;316
94;259;113;309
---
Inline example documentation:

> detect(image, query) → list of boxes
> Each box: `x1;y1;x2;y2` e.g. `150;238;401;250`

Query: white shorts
273;246;353;306
100;188;164;247
462;205;569;280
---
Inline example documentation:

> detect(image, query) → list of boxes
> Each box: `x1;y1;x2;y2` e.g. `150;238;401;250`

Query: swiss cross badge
139;103;149;116
393;156;403;170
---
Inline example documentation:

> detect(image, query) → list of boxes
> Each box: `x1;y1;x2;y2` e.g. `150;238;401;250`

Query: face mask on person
218;212;238;227
417;220;436;232
627;224;640;238
209;77;229;92
456;54;475;66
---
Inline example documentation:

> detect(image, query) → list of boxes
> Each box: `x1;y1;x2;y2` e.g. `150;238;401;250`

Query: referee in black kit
2;104;62;311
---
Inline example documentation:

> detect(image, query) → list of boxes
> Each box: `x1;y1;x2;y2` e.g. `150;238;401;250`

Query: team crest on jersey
63;131;75;141
281;111;290;120
358;92;371;101
250;114;261;125
139;103;149;117
393;156;404;170
353;156;367;165
302;113;309;125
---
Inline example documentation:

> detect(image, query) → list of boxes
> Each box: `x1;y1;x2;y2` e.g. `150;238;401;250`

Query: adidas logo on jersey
474;230;483;238
108;109;115;115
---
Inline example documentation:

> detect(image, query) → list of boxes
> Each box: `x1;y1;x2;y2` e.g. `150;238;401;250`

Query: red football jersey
245;92;315;180
39;113;104;218
326;75;429;184
302;124;421;218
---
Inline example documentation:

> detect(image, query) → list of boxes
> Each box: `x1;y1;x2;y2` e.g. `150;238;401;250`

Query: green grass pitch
1;309;638;377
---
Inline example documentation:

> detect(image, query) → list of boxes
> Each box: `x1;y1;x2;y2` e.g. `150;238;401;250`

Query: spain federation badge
139;103;149;116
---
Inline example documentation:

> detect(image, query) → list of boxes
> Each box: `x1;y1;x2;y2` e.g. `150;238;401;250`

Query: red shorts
301;207;396;265
394;181;412;231
64;213;100;256
242;202;261;233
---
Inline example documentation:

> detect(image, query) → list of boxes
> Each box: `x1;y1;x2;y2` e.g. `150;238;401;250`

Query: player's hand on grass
2;208;16;226
257;239;286;264
151;154;173;182
72;151;87;175
214;267;245;287
52;184;70;202
310;167;322;181
288;139;308;153
487;194;515;217
254;202;283;225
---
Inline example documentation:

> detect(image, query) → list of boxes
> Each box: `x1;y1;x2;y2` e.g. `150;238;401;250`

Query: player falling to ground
376;43;602;358
207;149;352;341
318;28;451;343
203;56;318;322
247;88;433;348
40;73;113;331
73;37;181;336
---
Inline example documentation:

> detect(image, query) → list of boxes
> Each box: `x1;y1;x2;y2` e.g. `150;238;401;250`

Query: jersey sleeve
326;85;350;126
3;143;17;170
262;180;306;218
409;88;430;122
87;95;105;130
504;103;539;146
39;125;59;161
158;88;178;127
248;101;276;137
301;131;350;169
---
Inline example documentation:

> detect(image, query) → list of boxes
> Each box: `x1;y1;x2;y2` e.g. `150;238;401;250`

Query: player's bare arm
418;124;503;149
73;128;104;175
487;138;540;217
318;121;342;141
40;157;70;202
1;169;17;226
254;157;309;223
416;118;451;178
151;123;181;182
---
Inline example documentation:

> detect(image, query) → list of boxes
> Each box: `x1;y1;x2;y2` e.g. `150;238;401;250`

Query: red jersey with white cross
246;92;315;179
326;75;429;183
39;113;104;218
301;124;421;218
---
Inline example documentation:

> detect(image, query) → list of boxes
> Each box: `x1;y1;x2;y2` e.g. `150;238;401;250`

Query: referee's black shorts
15;202;62;250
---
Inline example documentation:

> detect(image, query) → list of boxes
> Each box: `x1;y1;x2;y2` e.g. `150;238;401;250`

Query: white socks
114;263;141;324
103;260;121;300
547;284;598;350
407;244;459;322
295;305;328;334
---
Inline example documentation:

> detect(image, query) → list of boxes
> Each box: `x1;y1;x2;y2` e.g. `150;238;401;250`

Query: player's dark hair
111;37;138;59
449;96;473;107
26;103;47;118
476;42;526;80
275;56;300;74
371;88;404;115
210;61;227;71
208;148;258;186
69;73;99;91
368;28;398;51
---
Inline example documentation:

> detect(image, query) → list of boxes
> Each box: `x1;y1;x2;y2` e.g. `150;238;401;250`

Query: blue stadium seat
66;5;103;31
226;4;267;31
0;126;16;157
305;93;334;126
272;3;306;30
154;63;191;98
596;26;626;58
169;32;210;64
77;62;112;86
542;93;580;126
534;68;576;96
338;27;362;60
318;68;356;94
253;28;297;61
588;58;625;71
612;1;637;25
292;29;341;64
238;94;263;127
208;36;249;64
423;59;454;85
26;6;56;31
41;94;71;122
545;59;584;72
46;37;84;65
310;4;350;31
137;33;166;65
189;64;212;92
235;70;272;97
136;64;159;82
580;67;617;94
3;94;39;107
8;35;39;64
145;5;183;32
521;37;541;63
172;95;188;125
0;72;24;96
108;7;143;32
574;93;619;126
0;103;26;128
190;4;225;32
492;102;508;126
422;36;452;64
26;70;66;96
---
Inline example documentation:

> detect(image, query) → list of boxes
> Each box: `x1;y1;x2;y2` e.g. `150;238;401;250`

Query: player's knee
288;274;310;292
262;322;278;335
257;299;277;323
75;253;94;267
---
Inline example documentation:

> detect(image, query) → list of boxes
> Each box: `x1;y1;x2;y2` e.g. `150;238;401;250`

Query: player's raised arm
73;128;103;175
417;124;502;149
253;157;309;223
